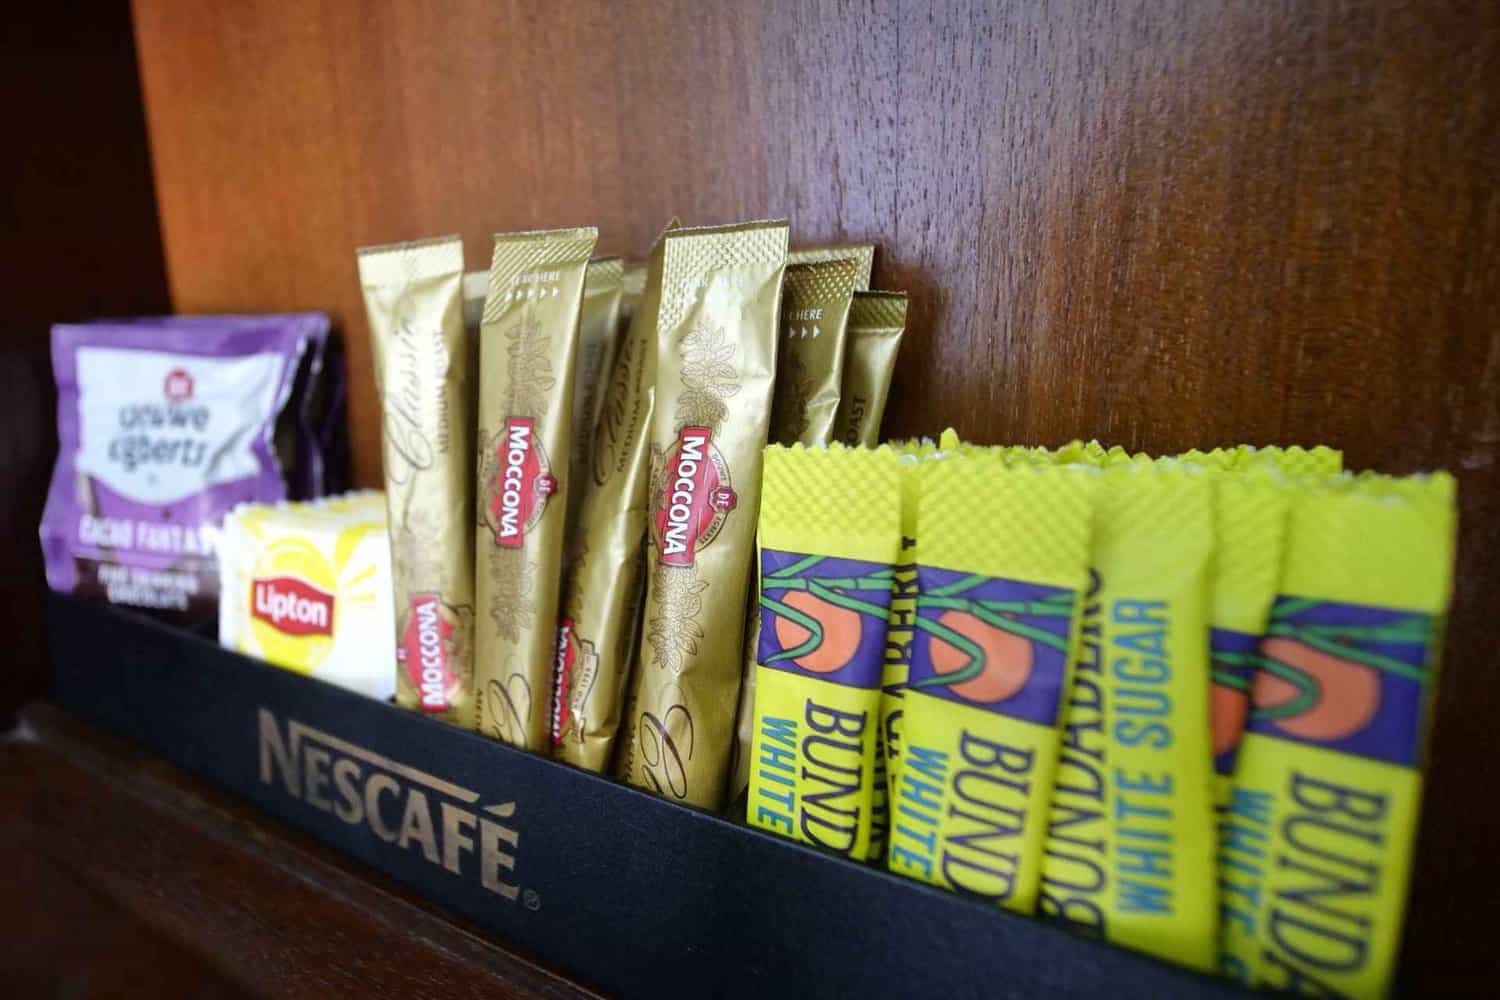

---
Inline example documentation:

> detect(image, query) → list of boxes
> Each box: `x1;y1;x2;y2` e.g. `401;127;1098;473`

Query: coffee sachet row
355;225;909;812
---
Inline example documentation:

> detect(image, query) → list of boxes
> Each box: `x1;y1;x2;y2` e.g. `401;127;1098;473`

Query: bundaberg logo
486;417;556;549
257;709;527;902
653;425;736;567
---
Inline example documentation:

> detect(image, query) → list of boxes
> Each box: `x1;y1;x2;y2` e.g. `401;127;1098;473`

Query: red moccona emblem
654;426;736;568
164;367;194;403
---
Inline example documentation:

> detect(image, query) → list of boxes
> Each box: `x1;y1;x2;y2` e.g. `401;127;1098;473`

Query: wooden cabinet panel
130;0;1500;985
0;0;169;717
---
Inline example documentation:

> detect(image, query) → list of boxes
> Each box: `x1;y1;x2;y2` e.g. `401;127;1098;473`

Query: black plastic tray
46;593;1242;999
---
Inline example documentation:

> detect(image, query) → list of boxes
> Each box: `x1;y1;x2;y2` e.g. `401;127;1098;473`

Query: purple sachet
39;313;332;617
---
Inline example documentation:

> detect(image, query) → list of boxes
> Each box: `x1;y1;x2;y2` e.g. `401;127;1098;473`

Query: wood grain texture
0;1;169;719
131;0;1500;984
2;704;596;1000
0;835;246;998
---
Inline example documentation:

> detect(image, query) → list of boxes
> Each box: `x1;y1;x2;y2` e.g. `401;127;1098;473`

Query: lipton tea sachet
888;451;1098;914
358;236;475;727
219;494;395;702
618;219;789;808
1219;472;1454;998
474;227;598;751
553;219;680;772
749;444;899;858
832;292;908;448
40;314;331;618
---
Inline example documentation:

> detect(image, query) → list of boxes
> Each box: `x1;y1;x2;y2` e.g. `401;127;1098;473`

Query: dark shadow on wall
0;1;170;723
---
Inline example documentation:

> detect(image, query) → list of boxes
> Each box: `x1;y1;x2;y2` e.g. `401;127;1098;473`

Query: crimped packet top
749;445;900;859
787;243;876;290
888;452;1098;915
1220;473;1454;999
1180;444;1343;479
219;494;395;703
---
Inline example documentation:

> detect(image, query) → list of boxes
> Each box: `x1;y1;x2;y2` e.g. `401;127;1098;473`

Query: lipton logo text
251;576;334;637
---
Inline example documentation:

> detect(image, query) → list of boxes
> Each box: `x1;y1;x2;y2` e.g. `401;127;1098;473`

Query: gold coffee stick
579;258;626;434
618;219;789;809
831;291;907;447
553;222;679;771
619;261;647;329
787;242;875;290
474;227;598;750
768;257;860;446
565;258;625;542
357;235;476;727
730;257;861;801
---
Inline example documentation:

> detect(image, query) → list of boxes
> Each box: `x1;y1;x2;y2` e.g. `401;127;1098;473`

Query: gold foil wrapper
618;219;789;808
832;291;908;447
357;235;476;728
787;242;875;290
566;258;625;540
553;222;679;772
768;257;860;446
619;261;647;329
474;227;598;750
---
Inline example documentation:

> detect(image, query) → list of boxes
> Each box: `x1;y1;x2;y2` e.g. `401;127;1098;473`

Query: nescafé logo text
258;709;523;900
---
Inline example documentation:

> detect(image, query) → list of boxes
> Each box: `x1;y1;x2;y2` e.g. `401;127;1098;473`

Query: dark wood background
13;0;1497;988
1;0;169;719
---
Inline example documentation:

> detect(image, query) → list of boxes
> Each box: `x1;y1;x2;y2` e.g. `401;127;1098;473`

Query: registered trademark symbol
523;889;541;911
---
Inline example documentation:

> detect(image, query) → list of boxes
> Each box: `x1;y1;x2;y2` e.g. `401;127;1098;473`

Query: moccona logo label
399;593;461;712
257;709;529;904
485;417;556;549
652;425;736;567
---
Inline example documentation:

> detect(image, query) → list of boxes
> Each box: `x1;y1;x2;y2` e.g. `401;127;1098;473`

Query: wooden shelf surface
1;703;596;1000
